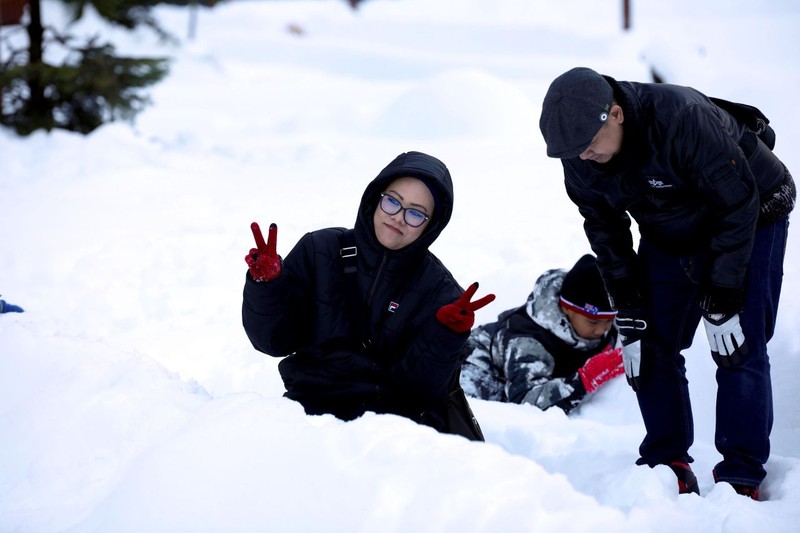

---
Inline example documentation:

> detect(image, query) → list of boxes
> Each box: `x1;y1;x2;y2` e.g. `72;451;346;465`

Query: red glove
436;282;495;334
245;222;282;282
577;344;624;393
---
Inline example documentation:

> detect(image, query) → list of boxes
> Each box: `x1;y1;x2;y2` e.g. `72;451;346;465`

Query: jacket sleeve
521;373;587;413
563;162;640;293
673;104;760;289
501;335;586;413
241;232;315;357
518;333;619;413
460;324;505;401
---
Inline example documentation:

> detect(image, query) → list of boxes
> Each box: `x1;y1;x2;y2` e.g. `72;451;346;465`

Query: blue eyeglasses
379;193;430;228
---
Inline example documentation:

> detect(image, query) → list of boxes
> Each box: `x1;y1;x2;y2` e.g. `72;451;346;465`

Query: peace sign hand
436;282;496;333
245;222;282;282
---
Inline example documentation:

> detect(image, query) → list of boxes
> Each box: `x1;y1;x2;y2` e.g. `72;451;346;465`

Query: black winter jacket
563;78;792;300
242;152;467;426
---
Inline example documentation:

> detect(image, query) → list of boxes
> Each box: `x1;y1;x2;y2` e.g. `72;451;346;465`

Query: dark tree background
0;0;216;136
0;0;368;136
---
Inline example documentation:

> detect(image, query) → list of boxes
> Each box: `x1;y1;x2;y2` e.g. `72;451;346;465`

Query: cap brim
546;139;592;159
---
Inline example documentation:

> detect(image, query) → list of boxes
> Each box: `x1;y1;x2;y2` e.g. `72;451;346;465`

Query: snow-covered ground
1;1;799;531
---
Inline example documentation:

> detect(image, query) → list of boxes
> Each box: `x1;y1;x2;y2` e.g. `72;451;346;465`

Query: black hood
354;151;454;262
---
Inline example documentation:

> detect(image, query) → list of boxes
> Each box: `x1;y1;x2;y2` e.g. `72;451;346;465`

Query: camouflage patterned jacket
460;268;617;413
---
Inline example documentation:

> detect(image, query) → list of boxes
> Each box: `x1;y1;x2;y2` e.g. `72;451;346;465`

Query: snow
1;0;799;531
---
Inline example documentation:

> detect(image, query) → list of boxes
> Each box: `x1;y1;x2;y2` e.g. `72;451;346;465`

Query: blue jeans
634;218;788;486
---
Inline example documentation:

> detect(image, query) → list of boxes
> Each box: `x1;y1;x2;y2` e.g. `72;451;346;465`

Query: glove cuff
698;285;744;315
603;276;642;310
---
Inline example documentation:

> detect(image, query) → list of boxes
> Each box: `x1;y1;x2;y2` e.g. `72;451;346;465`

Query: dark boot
669;461;700;495
730;483;760;501
712;469;760;501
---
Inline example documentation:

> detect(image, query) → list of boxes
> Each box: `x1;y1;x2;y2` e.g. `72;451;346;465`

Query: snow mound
373;68;539;140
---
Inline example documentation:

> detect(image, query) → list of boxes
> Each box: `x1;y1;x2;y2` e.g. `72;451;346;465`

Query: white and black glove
614;310;647;391
605;276;647;392
702;313;747;367
699;286;747;368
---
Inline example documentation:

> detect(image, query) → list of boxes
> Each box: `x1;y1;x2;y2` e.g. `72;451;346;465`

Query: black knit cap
559;254;616;319
539;67;614;159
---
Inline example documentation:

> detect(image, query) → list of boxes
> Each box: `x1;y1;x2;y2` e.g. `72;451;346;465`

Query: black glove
604;276;642;311
698;285;744;315
699;286;747;368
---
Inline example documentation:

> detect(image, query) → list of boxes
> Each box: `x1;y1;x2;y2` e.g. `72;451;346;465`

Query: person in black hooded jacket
242;151;494;435
539;67;795;500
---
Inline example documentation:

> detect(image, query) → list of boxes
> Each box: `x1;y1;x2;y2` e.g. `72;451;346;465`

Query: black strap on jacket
339;229;358;275
339;229;370;350
710;96;776;150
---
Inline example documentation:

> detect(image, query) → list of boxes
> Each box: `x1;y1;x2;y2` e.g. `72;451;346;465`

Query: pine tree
1;0;363;135
0;0;206;136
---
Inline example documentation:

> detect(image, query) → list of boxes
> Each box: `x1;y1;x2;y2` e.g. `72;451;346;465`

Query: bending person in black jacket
539;67;795;500
242;151;494;436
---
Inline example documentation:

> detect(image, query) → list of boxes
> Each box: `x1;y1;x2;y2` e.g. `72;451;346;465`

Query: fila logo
387;301;399;313
647;177;673;189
